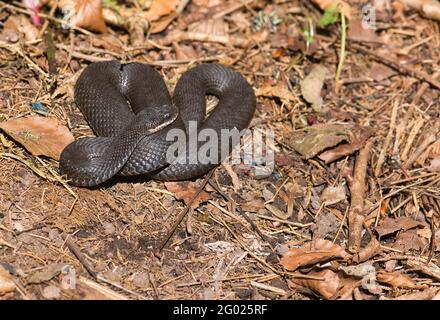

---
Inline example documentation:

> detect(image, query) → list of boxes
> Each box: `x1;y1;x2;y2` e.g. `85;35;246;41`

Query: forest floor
0;0;440;300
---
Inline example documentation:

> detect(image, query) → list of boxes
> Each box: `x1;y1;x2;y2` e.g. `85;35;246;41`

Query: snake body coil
60;61;256;187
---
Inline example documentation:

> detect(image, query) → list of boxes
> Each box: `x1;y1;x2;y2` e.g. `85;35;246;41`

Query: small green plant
302;17;315;54
318;4;347;91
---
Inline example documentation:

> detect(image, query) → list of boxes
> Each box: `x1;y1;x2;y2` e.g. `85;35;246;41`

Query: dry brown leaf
286;124;351;159
146;0;179;21
27;263;68;284
59;0;108;33
173;42;198;60
0;116;74;160
280;239;350;271
353;236;382;263
318;126;374;163
150;13;178;33
240;199;265;213
320;185;346;205
187;18;229;44
377;270;426;289
300;65;330;112
392;229;428;252
0;265;16;296
347;18;379;43
255;81;296;104
0;15;39;42
375;216;425;237
287;269;340;299
164;181;211;209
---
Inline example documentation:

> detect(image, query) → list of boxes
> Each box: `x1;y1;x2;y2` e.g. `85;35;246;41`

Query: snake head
141;103;179;134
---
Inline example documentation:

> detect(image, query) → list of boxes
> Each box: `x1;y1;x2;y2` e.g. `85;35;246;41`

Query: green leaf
319;5;340;27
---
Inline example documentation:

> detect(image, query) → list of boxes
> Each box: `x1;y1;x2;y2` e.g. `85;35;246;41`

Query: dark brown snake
59;61;256;187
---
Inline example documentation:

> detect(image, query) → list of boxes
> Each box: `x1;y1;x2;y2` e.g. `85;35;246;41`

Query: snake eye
163;112;171;119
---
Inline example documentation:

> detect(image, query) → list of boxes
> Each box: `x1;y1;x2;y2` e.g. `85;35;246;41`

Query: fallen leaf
312;211;340;239
146;0;179;21
287;269;340;299
377;270;426;289
59;0;108;33
240;199;265;213
428;155;440;172
320;185;346;205
256;81;296;104
0;15;39;42
173;42;198;60
339;263;376;278
0;116;74;161
150;13;178;33
280;239;350;271
187;18;229;44
27;263;68;284
164;181;212;209
375;216;425;237
353;236;382;263
347;18;379;42
300;65;330;112
0;265;16;296
286;124;351;159
392;229;427;252
318;126;374;163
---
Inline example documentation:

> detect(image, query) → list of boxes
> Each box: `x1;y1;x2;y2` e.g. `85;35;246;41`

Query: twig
63;235;97;279
155;169;215;255
335;11;347;92
375;99;399;177
348;140;372;252
349;42;440;90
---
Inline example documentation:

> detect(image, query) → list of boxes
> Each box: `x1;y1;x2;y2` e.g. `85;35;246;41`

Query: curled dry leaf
280;239;350;271
164;181;212;209
300;65;330;112
59;0;108;33
377;270;426;289
286;124;351;159
146;0;180;21
318;126;374;163
0;265;16;296
287;269;340;299
375;216;425;237
0;116;74;161
353;236;382;263
188;18;229;44
256;81;296;104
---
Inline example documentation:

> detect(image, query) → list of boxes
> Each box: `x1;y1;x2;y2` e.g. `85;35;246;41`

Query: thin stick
348;140;372;252
155;169;215;255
